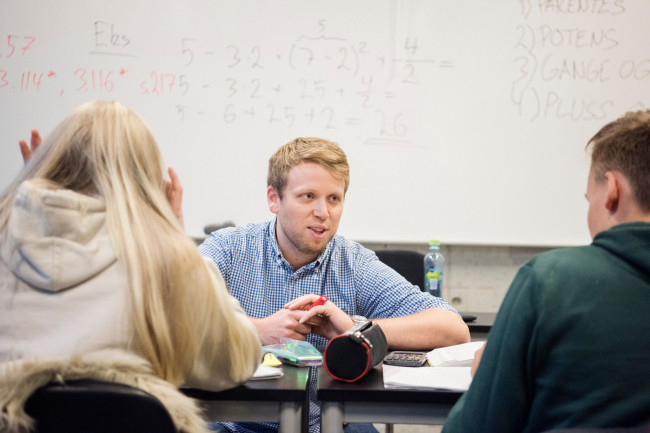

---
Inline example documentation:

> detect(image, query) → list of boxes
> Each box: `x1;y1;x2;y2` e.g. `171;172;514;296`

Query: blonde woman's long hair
0;101;226;385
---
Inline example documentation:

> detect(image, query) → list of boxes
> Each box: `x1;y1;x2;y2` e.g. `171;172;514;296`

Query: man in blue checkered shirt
199;137;470;433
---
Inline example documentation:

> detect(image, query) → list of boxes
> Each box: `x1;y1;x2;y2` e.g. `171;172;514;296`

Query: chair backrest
24;379;178;433
374;249;425;291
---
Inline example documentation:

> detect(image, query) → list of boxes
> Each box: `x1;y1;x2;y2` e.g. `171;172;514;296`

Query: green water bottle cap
429;239;440;246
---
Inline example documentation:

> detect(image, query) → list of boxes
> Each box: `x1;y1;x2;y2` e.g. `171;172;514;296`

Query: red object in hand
309;295;327;310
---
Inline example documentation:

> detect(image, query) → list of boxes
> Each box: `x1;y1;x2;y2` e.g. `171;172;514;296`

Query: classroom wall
3;0;649;247
3;0;633;309
193;235;551;313
365;242;551;313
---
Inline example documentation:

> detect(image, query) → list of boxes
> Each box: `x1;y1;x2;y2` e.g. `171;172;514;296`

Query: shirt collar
268;217;282;260
267;216;332;272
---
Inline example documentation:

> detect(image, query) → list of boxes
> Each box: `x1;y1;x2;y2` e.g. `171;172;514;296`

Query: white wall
194;235;552;313
365;242;551;313
3;0;649;246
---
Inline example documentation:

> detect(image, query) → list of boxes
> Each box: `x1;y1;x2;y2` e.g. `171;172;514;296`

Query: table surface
183;311;495;402
182;364;310;402
318;312;496;404
317;363;463;431
182;311;495;430
317;363;462;405
462;311;496;334
182;365;310;433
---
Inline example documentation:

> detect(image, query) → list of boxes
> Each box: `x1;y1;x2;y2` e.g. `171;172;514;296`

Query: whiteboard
1;0;649;246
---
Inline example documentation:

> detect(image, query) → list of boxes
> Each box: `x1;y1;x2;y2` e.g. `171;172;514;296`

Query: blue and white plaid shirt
198;218;457;433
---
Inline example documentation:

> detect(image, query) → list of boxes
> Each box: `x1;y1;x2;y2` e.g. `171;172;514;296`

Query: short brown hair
587;109;650;211
267;137;350;198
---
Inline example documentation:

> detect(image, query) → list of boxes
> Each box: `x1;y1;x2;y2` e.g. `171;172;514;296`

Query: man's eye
304;193;314;199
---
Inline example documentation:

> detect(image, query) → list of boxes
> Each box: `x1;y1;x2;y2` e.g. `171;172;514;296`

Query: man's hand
164;167;184;228
19;129;42;163
285;294;355;340
251;309;313;345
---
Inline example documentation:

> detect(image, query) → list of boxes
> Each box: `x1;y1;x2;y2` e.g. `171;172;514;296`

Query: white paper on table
382;365;472;391
427;341;486;367
250;364;284;380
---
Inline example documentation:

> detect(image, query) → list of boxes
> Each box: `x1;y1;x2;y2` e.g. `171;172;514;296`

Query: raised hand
164;166;184;228
19;129;42;163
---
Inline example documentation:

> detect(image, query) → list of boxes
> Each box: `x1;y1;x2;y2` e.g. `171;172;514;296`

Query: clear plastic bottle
424;240;445;298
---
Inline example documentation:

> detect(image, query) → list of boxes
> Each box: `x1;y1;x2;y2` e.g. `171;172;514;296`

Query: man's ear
604;171;620;213
267;186;281;214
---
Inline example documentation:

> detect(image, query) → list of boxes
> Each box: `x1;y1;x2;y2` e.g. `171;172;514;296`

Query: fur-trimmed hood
0;350;209;433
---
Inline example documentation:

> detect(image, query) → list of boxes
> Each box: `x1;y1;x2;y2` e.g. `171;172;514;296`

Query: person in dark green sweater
442;110;650;433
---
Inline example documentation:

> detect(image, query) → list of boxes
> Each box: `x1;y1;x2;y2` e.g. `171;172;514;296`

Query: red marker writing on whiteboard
308;295;327;310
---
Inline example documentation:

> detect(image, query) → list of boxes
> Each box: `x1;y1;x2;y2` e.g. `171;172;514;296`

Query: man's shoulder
530;222;650;272
527;244;597;272
199;221;271;255
328;234;373;258
321;235;380;273
515;245;609;300
206;221;270;242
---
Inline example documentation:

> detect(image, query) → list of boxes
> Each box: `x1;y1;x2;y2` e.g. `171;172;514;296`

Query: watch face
347;318;372;335
351;315;368;325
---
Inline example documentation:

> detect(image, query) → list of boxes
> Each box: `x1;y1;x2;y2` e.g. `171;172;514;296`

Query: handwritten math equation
0;20;454;145
175;21;455;145
513;0;649;121
0;24;188;96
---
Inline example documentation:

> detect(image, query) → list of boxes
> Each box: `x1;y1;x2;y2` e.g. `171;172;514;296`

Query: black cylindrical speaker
324;323;387;382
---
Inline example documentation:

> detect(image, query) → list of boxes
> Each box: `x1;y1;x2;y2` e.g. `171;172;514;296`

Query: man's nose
312;198;329;219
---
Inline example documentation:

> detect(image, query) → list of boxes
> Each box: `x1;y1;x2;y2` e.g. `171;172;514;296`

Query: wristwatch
347;314;371;336
350;314;369;327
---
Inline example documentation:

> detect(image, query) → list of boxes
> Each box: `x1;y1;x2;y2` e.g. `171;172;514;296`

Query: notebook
250;364;284;380
426;341;485;367
383;365;471;391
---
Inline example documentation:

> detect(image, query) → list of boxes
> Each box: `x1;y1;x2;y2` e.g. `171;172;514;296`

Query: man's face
586;167;612;238
268;161;345;268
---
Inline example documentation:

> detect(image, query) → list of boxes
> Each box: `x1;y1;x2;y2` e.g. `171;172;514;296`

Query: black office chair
374;249;425;291
373;249;426;433
24;379;178;433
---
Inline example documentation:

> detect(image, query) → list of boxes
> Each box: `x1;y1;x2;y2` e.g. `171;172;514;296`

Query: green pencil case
263;339;323;367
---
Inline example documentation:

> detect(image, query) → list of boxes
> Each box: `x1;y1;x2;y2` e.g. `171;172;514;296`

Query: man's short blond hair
267;137;350;198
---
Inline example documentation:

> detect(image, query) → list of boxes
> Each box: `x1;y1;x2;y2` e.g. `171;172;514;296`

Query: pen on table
309;295;327;310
